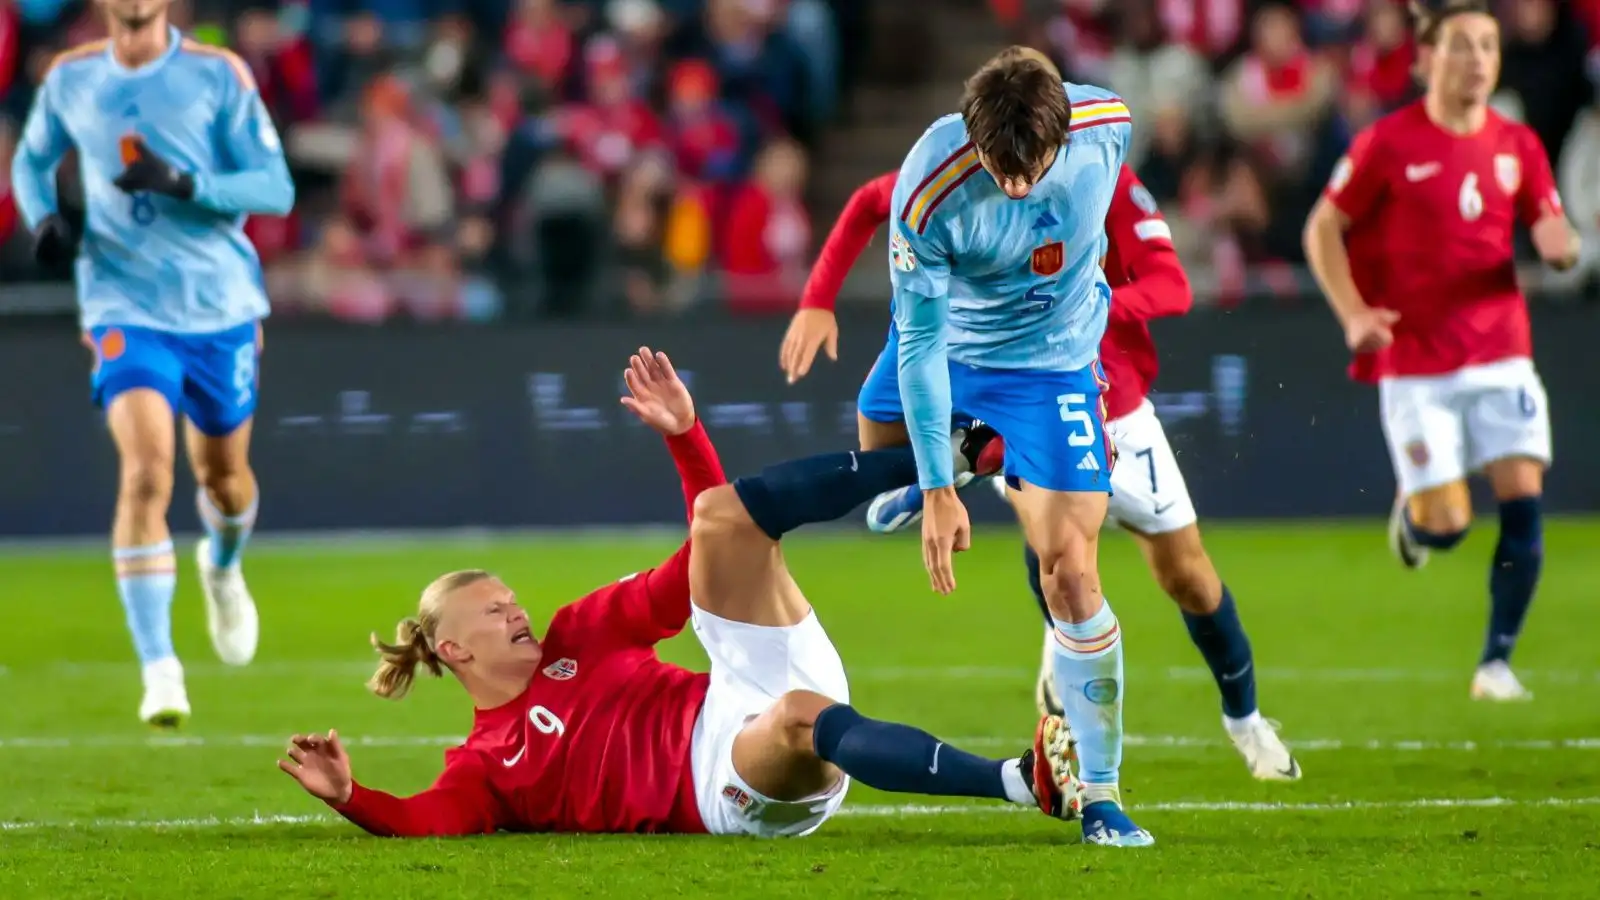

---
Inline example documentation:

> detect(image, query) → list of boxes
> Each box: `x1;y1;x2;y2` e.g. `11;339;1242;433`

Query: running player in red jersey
1304;0;1580;702
780;162;1301;782
278;348;1085;836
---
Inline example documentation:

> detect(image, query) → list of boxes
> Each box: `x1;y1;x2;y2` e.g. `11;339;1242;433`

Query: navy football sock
1482;497;1543;665
813;704;1011;801
733;448;919;539
1182;586;1258;719
1024;543;1052;627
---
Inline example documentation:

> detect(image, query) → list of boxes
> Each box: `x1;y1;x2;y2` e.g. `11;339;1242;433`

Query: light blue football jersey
888;81;1131;488
10;28;295;334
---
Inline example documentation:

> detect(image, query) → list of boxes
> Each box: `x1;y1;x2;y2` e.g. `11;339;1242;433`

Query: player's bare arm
1530;211;1581;272
1304;196;1399;354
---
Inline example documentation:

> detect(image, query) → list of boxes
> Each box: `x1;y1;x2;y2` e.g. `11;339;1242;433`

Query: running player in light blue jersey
11;0;294;727
886;47;1151;847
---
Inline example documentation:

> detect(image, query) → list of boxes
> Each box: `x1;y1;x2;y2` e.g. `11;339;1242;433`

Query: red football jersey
1098;165;1193;420
334;424;726;836
1325;102;1563;383
797;167;1191;422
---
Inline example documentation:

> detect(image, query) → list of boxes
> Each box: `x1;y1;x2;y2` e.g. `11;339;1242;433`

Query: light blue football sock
1049;600;1124;798
114;540;178;665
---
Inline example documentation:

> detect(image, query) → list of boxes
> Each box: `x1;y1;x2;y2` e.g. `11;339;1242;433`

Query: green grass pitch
2;521;1598;898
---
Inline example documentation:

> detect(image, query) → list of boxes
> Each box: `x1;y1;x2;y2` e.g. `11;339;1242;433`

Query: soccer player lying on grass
279;347;1082;837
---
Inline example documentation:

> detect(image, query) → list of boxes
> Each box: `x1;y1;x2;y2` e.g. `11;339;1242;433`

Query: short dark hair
959;47;1071;181
1410;0;1492;45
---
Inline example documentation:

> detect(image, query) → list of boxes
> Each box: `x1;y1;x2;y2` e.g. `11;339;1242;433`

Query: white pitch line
3;733;1600;752
4;796;1598;832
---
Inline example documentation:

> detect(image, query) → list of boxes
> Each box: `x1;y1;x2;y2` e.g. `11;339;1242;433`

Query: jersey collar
104;25;183;78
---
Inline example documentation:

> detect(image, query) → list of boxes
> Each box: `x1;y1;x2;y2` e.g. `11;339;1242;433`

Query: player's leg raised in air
1017;401;1300;781
957;361;1151;847
683;436;1080;836
1381;365;1550;701
180;323;263;669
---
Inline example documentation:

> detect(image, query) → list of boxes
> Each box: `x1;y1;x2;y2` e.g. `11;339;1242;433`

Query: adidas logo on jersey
1032;211;1059;230
1076;453;1100;471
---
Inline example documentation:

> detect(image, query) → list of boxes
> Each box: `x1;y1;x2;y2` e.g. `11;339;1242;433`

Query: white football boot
1470;661;1533;702
1035;628;1064;718
139;657;190;728
196;537;259;666
1225;714;1303;781
1387;495;1429;569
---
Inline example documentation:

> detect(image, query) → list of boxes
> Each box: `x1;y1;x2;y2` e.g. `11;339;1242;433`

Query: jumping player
1303;0;1579;701
781;162;1301;782
870;45;1150;846
11;0;295;725
278;348;1085;837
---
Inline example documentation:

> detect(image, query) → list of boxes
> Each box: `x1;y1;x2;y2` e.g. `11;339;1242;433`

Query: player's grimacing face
1429;13;1500;104
436;579;543;670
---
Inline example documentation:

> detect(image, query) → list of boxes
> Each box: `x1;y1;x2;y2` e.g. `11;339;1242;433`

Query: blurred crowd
998;0;1600;300
0;0;862;319
2;0;1596;322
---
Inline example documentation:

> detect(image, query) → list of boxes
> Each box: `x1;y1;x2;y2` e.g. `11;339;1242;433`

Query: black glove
31;213;77;268
113;137;195;200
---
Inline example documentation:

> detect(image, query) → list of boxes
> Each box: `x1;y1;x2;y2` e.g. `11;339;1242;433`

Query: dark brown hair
959;46;1071;182
1410;0;1492;45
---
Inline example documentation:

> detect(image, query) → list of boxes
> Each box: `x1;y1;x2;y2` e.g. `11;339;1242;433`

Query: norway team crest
1494;154;1520;194
1031;241;1064;276
542;658;578;680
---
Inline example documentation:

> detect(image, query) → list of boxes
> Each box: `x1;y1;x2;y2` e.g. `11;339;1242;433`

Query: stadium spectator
663;58;744;181
339;74;454;266
504;0;578;93
1105;0;1212;169
720;137;810;312
558;36;667;183
1219;3;1337;186
1343;0;1416;130
1497;0;1593;171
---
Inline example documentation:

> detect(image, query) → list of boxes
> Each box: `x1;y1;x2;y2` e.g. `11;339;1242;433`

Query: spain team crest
1494;154;1520;194
1031;241;1064;276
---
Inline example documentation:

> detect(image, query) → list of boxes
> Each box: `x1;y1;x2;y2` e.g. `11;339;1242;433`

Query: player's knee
118;460;173;509
1035;533;1094;603
773;690;839;754
691;485;760;543
1408;486;1472;536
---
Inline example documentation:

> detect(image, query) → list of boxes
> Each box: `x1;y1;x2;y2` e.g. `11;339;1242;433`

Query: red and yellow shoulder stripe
1069;97;1131;132
181;39;257;92
899;142;981;235
44;39;109;78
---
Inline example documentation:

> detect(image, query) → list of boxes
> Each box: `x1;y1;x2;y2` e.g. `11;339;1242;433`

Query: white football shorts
1378;357;1552;497
1106;399;1199;534
688;606;850;838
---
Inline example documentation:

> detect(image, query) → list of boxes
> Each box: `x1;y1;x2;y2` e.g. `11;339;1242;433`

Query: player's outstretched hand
1531;214;1581;272
921;488;972;595
621;346;696;436
113;136;195;200
1342;306;1400;354
278;730;354;805
780;308;839;384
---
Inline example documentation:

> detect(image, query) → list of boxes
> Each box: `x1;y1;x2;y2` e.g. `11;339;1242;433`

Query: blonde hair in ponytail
368;569;495;699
